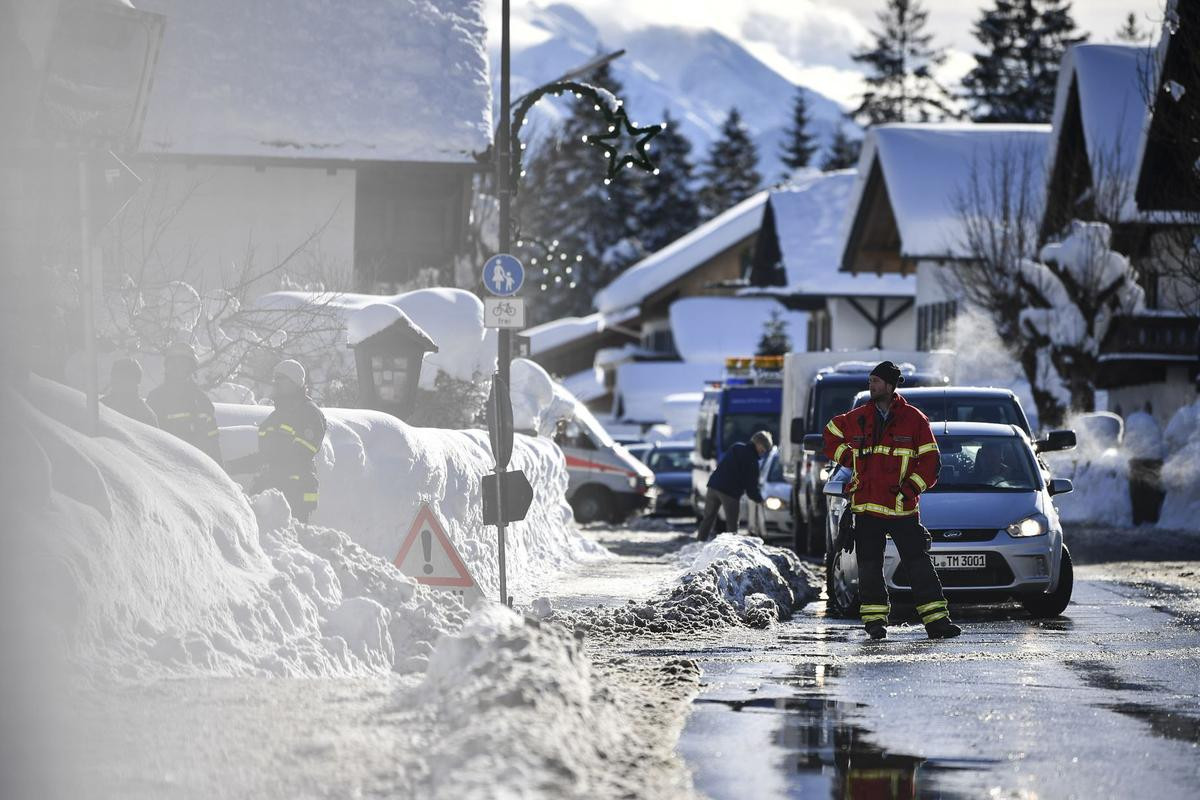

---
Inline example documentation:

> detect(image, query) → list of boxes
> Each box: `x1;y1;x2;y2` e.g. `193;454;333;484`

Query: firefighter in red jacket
823;361;961;640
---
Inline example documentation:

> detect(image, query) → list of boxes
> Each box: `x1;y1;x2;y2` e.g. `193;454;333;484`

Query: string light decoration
513;235;584;292
507;80;665;194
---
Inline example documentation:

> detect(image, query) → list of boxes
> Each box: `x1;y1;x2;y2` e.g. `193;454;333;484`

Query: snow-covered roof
669;297;808;364
136;0;491;162
524;308;638;354
847;123;1052;262
560;367;607;404
1048;44;1153;223
594;191;769;314
614;362;717;424
767;170;914;297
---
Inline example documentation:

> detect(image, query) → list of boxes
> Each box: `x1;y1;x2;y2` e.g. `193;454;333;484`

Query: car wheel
824;546;859;619
571;486;611;524
1019;544;1074;618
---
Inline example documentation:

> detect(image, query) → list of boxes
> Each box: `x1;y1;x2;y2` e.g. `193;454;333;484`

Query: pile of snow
394;604;700;797
509;357;578;436
559;535;820;636
217;402;590;599
1159;398;1200;530
669;297;807;364
255;287;496;391
9;377;465;679
1044;411;1133;527
614;362;716;424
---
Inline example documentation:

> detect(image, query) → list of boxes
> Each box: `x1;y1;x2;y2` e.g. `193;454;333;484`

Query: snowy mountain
496;3;858;182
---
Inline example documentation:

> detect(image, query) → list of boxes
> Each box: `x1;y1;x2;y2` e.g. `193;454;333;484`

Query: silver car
746;448;794;543
823;421;1075;619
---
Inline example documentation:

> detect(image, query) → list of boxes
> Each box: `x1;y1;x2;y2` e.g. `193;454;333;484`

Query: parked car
630;441;694;516
746;447;794;541
818;421;1075;619
552;406;656;524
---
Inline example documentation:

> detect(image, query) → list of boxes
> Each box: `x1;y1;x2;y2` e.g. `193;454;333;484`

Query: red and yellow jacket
822;393;940;518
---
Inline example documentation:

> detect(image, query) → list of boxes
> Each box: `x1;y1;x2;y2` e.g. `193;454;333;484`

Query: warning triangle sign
394;504;482;604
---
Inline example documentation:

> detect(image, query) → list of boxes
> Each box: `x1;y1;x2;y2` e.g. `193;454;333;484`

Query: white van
552;401;657;523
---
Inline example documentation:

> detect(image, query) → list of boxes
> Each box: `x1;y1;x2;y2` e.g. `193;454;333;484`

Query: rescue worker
696;430;771;541
242;359;326;523
823;361;961;640
101;357;158;427
148;342;222;465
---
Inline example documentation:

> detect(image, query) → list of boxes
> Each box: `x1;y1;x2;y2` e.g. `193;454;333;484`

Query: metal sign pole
495;0;512;607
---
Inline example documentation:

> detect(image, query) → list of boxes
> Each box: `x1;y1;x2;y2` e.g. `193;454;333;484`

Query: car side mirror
1036;429;1077;453
701;438;714;460
824;476;846;497
1048;478;1073;496
803;433;824;453
789;416;805;444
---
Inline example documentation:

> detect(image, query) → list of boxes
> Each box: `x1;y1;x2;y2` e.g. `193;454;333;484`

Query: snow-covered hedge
1160;398;1200;531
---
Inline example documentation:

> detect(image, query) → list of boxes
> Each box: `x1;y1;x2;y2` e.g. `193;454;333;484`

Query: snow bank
10;377;465;679
217;402;589;600
1044;412;1133;527
1159;398;1200;530
560;534;820;635
509;357;577;436
669;296;807;364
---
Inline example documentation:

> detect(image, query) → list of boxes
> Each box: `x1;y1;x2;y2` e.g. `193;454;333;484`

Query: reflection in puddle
1067;660;1159;693
682;663;997;799
1104;702;1200;744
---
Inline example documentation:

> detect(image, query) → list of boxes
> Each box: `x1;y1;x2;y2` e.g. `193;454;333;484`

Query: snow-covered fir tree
822;128;863;170
699;107;762;219
517;63;646;323
635;109;701;254
851;0;954;124
1115;11;1147;43
779;88;818;175
756;309;793;356
962;0;1086;123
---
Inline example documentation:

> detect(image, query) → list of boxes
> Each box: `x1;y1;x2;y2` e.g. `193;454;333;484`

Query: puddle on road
1066;660;1161;693
679;663;999;799
1104;702;1200;745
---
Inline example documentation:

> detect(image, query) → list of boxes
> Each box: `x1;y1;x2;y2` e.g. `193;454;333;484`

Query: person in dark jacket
101;357;158;428
147;342;223;465
696;430;772;540
231;359;327;523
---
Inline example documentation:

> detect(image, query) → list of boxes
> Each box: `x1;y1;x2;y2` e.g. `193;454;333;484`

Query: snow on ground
1159;397;1200;531
10;377;466;679
559;534;820;636
216;402;591;601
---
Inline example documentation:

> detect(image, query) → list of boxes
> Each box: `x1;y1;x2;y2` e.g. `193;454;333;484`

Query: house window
917;301;958;351
807;309;831;351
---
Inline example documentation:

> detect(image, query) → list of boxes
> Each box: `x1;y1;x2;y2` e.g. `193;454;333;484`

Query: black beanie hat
870;361;904;387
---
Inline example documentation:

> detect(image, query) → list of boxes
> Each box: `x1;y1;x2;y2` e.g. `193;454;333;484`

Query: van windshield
928;434;1039;492
722;413;777;453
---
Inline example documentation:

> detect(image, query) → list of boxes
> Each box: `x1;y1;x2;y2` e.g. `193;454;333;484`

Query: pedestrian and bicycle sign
483;254;524;296
484;297;526;328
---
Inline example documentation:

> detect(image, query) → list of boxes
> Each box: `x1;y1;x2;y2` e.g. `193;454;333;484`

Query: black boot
864;621;887;640
925;617;962;639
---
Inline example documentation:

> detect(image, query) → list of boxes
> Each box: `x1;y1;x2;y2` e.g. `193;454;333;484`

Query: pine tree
756;308;792;356
1115;12;1145;43
963;0;1087;123
821;128;863;171
699;107;762;219
635;109;701;254
517;62;647;322
779;88;818;175
851;0;954;125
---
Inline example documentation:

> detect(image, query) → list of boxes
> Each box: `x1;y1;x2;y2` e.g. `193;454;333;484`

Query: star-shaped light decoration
581;107;665;184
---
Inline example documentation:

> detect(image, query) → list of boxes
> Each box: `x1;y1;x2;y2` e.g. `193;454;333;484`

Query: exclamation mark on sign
421;529;433;574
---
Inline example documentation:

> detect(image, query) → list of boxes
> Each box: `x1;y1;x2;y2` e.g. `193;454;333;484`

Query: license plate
932;553;987;570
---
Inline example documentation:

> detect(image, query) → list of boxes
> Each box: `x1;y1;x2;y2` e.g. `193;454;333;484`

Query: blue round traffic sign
483;254;524;296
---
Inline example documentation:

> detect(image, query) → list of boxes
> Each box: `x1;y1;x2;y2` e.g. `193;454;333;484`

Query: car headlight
1006;514;1048;538
764;496;785;511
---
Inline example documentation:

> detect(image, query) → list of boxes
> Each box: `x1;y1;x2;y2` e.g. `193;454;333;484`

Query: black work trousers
854;512;948;625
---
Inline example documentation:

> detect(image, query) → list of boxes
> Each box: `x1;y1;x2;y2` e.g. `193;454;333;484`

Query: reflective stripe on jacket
822;393;939;518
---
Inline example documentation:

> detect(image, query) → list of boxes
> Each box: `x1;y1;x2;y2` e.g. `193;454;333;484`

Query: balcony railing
1101;314;1199;358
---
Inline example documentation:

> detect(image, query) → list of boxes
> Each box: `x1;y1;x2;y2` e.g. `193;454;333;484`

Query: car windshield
722;413;777;452
817;384;863;428
851;392;1029;435
648;448;691;472
927;434;1040;492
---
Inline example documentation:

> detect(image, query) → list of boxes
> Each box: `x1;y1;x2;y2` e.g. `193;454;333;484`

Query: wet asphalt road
670;577;1200;799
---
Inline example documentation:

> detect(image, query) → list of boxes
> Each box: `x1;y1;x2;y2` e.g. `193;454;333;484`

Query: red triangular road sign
394;504;479;597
